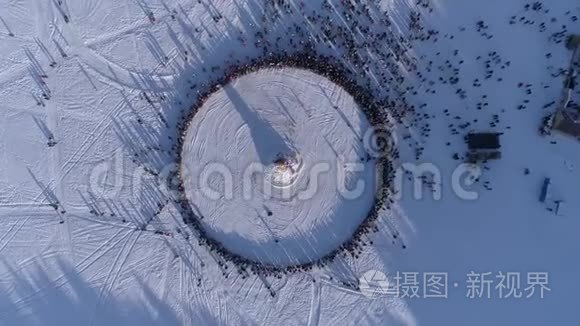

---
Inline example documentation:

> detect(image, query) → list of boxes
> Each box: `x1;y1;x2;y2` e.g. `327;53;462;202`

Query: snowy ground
0;0;579;325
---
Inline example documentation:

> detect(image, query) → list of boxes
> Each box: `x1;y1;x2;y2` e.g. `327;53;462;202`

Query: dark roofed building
553;105;580;137
466;132;501;150
464;132;502;164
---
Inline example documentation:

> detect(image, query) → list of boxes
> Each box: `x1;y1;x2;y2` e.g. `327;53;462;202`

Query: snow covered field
0;0;579;325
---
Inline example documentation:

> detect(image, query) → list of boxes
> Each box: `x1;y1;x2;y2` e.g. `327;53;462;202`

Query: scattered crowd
161;0;579;283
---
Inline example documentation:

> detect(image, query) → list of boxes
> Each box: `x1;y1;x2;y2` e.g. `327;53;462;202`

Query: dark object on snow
555;200;568;216
539;177;552;203
551;35;580;138
464;132;502;163
466;151;501;163
466;132;501;150
566;34;580;50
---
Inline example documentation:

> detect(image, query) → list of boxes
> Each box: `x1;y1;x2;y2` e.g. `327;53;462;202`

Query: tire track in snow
89;230;141;326
0;215;32;254
72;221;123;239
307;282;321;326
73;229;133;273
178;260;189;325
55;108;127;187
61;213;77;262
178;259;186;323
60;20;176;91
44;6;184;192
319;277;363;296
52;38;180;192
69;213;135;233
224;295;229;326
5;228;132;310
242;275;259;300
82;1;197;49
159;247;173;302
180;259;197;326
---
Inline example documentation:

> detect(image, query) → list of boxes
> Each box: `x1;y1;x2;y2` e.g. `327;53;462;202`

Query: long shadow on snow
0;258;185;326
223;84;293;164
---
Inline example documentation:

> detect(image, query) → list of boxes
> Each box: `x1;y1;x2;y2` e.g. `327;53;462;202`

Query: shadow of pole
223;83;293;165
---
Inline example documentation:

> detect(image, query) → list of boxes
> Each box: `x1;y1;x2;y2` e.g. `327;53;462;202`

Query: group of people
170;51;398;281
154;0;577;281
165;0;443;279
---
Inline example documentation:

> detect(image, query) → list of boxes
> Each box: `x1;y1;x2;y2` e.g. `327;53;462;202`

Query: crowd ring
171;51;399;278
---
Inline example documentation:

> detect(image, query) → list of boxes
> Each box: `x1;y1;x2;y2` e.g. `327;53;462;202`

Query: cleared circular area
181;67;378;266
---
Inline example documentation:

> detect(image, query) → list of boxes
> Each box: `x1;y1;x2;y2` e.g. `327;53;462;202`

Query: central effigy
180;67;380;267
265;152;302;188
